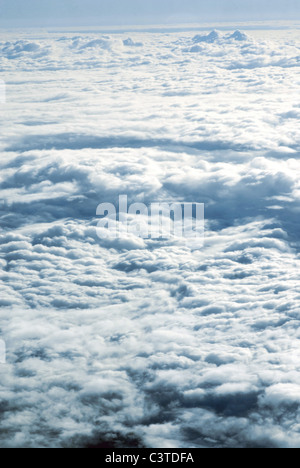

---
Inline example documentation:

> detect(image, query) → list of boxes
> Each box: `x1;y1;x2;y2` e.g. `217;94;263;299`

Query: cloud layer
0;27;300;448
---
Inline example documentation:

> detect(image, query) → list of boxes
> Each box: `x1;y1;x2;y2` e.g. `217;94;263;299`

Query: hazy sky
0;0;299;27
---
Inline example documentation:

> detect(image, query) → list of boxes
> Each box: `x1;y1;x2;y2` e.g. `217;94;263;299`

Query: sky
0;0;299;27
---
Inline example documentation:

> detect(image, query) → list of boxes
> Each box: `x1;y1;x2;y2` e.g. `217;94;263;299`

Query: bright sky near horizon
0;0;299;27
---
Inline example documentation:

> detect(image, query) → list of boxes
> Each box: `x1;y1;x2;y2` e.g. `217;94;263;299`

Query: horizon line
0;19;299;33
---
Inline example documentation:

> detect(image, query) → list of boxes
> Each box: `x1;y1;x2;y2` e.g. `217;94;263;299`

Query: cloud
193;30;221;44
0;26;300;448
123;38;143;47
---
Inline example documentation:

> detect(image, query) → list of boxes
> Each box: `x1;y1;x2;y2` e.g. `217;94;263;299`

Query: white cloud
0;26;300;448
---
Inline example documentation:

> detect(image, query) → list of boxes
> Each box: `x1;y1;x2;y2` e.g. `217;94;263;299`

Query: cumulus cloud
193;30;221;44
0;26;300;448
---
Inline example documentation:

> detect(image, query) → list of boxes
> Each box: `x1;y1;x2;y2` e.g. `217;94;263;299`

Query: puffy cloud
0;26;300;448
193;30;221;44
